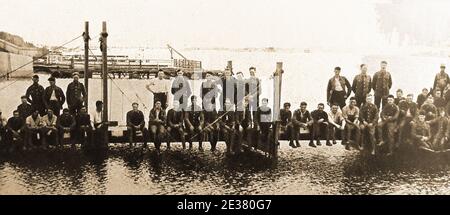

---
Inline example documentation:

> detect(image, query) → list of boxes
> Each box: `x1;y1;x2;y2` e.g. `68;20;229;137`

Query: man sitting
377;95;399;156
219;98;237;154
185;96;205;151
57;108;76;147
42;109;58;147
6;110;25;151
25;109;44;149
342;97;361;150
290;102;312;147
126;102;148;147
411;111;432;151
149;101;167;153
76;106;93;147
359;94;379;155
310;103;328;147
203;101;220;152
0;109;7;146
166;100;186;149
327;103;345;146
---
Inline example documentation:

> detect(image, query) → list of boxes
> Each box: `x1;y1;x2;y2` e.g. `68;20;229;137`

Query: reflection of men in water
255;98;272;147
220;98;237;154
17;95;33;120
377;95;399;156
433;64;449;95
57;108;76;147
43;77;65;117
66;72;87;115
185;96;204;151
203;101;219;152
290;102;312;148
6;110;25;151
411;111;431;151
342;97;360;150
372;61;392;109
359;94;378;155
310;103;328;148
25;75;46;116
327;67;351;109
167;100;186;149
171;70;192;111
352;64;372;107
146;70;170;109
149;101;167;153
126;103;148;147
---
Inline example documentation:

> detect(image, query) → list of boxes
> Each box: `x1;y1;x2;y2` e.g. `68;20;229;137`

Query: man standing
166;100;186;149
126;103;148;147
171;70;192;111
146;70;170;109
310;103;328;147
327;103;345;146
218;69;237;111
372;61;393;109
290;102;312;148
43;77;65;117
327;67;352;109
352;64;372;107
201;72;219;110
235;71;247;108
17;95;33;120
433;64;450;95
41;109;58;147
342;97;361;150
148;101;167;153
57;108;76;147
246;67;261;113
359;94;379;155
25;75;45;116
185;96;204;151
377;95;399;156
66;72;87;115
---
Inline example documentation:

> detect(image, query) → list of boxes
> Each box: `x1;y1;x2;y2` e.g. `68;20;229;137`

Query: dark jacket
149;108;166;126
380;103;399;122
352;73;372;98
167;109;184;127
359;103;379;124
185;105;204;127
66;81;86;107
292;109;311;126
372;71;392;97
126;110;145;127
17;103;33;120
76;113;92;127
311;110;328;123
43;86;66;109
433;72;450;91
7;117;25;131
236;106;252;128
219;110;236;129
57;113;76;129
327;76;351;101
280;109;292;126
255;107;272;126
25;83;45;107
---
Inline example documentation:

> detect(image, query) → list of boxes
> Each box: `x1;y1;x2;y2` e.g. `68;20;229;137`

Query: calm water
1;141;450;195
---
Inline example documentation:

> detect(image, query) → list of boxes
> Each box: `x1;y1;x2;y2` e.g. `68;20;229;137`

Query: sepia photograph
1;0;450;201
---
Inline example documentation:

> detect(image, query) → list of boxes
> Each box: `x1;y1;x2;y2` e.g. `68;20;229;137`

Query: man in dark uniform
411;111;431;151
57;108;76;147
203;101;220;152
66;72;87;115
433;64;450;95
427;108;449;151
290;102;312;147
219;98;237;154
394;89;405;106
201;72;219;110
126;103;148;147
310;103;328;147
148;101;167;153
434;90;446;109
420;96;437;121
235;98;252;153
171;70;192;111
218;69;237;111
397;94;417;146
279;103;294;148
43;77;65;117
6;110;25;151
17;95;33;120
352;64;372;107
377;95;399;156
417;88;429;108
372;61;393;109
327;67;352;109
25;75;46;116
185;96;204;151
75;106;93;147
255;98;272;149
359;94;379;155
166;100;186;149
246;67;261;113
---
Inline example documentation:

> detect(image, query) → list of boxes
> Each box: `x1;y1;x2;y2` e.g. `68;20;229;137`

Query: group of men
0;73;107;151
277;61;450;156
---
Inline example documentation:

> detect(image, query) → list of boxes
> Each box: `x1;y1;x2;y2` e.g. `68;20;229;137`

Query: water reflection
1;142;450;194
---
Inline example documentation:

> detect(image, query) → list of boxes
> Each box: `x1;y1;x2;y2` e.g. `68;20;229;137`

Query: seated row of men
278;91;449;156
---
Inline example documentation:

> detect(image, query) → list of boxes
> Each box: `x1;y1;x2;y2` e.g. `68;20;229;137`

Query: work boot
345;144;351;151
332;140;337;145
295;141;301;148
289;141;297;148
188;142;193;150
316;140;321;146
182;142;186;150
309;141;317;148
326;141;332;146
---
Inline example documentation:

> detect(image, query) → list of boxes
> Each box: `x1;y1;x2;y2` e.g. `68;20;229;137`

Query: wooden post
83;21;89;110
272;62;283;159
101;21;109;144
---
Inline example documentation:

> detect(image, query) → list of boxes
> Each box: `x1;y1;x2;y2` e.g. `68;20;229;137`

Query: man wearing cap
91;100;107;146
171;70;192;111
43;77;65;117
148;100;167;153
66;72;87;115
6;110;25;151
433;64;450;96
146;70;170;109
246;67;261;113
75;106;93;147
25;75;46;116
327;67;352;109
126;102;148;147
57;108;76;147
372;61;393;109
17;95;33;120
352;64;372;107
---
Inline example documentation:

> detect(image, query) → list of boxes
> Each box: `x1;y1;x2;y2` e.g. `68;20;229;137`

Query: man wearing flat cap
25;75;46;116
43;77;65;117
433;64;450;97
66;72;87;115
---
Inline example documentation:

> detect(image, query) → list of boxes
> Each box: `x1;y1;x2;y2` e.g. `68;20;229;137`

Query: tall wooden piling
272;62;283;159
101;21;109;144
83;21;89;110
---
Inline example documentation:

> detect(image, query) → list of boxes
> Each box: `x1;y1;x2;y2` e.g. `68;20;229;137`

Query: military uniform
352;74;372;107
66;81;86;115
17;103;33;120
372;71;392;109
377;103;399;154
359;102;378;152
411;121;431;149
203;109;219;151
25;83;46;116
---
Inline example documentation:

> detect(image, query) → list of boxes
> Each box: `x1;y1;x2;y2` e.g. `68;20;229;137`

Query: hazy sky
1;0;449;48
